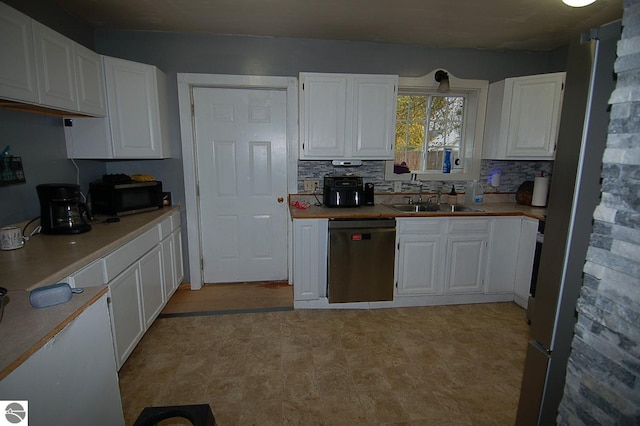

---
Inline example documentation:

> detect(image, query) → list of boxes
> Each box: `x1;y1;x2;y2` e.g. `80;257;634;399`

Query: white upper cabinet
65;56;171;159
0;2;38;103
0;3;106;116
32;20;77;112
482;72;565;160
104;56;170;158
74;42;107;116
299;73;398;160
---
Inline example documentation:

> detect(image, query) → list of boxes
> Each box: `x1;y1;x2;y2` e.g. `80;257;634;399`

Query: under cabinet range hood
331;160;362;166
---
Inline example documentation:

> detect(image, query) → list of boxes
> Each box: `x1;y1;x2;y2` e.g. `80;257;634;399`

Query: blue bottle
443;149;452;173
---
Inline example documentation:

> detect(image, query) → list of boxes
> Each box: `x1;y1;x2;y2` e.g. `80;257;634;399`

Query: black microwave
90;180;163;216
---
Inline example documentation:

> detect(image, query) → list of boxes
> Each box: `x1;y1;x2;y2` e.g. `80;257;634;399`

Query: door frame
177;74;299;290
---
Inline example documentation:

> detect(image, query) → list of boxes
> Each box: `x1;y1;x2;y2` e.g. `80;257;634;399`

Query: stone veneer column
557;0;640;424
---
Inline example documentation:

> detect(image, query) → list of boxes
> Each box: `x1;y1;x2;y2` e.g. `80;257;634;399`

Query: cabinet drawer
397;218;443;234
158;217;172;240
104;227;159;280
68;259;106;288
448;218;491;234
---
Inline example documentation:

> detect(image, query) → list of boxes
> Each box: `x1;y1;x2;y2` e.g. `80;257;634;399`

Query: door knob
277;197;284;203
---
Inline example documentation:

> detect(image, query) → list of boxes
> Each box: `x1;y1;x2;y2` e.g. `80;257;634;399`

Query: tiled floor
119;299;530;425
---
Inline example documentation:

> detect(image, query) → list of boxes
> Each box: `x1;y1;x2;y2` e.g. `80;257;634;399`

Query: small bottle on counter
448;185;457;204
465;180;485;204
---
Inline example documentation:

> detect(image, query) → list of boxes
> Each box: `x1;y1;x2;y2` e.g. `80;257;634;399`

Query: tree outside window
395;93;465;172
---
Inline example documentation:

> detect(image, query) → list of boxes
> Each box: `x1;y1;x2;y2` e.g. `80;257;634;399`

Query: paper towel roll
532;177;549;206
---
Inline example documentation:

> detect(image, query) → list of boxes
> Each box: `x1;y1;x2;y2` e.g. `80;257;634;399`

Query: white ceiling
55;0;623;51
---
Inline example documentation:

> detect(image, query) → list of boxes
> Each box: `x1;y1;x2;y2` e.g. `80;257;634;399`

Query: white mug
0;226;24;250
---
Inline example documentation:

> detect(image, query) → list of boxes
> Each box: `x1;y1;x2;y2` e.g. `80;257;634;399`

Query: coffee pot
36;184;92;234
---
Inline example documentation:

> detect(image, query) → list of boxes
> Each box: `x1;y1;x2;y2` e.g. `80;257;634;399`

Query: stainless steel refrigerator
516;21;621;425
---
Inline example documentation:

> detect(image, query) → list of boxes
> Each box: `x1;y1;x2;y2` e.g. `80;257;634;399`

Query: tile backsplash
297;160;553;193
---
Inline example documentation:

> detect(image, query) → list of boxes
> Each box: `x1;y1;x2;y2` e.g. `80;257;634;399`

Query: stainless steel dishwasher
328;218;396;303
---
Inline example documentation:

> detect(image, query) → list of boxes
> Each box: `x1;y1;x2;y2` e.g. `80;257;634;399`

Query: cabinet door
0;3;38;103
293;219;328;301
505;73;564;158
74;43;106;116
299;74;347;159
351;75;397;159
445;235;488;294
444;219;490;294
0;294;125;425
485;217;521;294
161;235;178;300
139;245;164;328
32;21;77;111
109;264;144;370
396;234;443;295
104;56;165;158
514;217;538;307
173;229;184;285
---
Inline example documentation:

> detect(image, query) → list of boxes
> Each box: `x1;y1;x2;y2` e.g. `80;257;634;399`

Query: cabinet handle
277;197;284;203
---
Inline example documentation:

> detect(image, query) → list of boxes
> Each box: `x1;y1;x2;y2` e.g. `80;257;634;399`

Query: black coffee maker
36;184;92;234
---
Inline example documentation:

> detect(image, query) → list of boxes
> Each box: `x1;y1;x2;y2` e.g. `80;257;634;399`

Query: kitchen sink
386;203;484;213
386;203;440;212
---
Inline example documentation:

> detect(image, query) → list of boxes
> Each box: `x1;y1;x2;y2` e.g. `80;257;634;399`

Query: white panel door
194;87;288;283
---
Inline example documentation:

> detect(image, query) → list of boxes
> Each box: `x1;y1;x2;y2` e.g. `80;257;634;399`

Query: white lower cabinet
294;214;538;308
0;293;124;425
64;210;183;370
293;218;328;301
173;230;184;285
160;217;183;300
396;218;446;296
444;218;491;294
139;245;165;328
485;217;522;294
514;217;538;307
108;263;144;370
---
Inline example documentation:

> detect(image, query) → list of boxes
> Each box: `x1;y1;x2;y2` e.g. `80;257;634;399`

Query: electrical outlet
394;181;402;192
304;179;320;192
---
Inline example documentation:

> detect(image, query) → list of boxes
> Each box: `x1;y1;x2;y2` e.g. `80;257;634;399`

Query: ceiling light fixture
434;70;450;93
562;0;597;7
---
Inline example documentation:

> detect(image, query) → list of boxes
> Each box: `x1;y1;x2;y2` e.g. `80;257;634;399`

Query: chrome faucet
410;174;423;204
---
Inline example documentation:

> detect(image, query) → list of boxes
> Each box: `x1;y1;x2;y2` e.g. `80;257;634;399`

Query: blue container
443;149;452;173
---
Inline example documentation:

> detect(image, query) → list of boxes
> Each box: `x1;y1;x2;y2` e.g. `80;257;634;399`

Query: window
385;70;489;182
395;93;466;172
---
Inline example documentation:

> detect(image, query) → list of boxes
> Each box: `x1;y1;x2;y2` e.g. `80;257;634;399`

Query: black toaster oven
323;175;363;207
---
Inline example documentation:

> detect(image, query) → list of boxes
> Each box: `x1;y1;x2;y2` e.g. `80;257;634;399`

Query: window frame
385;69;489;182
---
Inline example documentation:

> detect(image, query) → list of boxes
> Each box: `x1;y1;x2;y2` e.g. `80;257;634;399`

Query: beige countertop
0;206;180;292
0;286;108;381
289;200;547;221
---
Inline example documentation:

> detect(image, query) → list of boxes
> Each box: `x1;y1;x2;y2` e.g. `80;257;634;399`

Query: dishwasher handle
328;218;396;229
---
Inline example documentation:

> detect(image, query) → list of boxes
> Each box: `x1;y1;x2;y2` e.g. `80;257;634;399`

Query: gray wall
0;110;106;226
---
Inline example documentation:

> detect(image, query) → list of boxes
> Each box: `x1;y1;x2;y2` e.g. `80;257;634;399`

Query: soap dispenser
448;185;457;204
